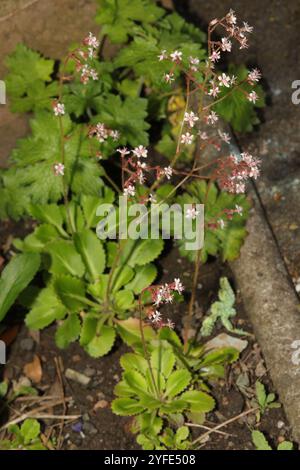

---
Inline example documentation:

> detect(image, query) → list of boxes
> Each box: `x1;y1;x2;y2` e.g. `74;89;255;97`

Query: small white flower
150;310;162;324
206;111;219;125
54;163;65;176
164;73;175;84
170;50;182;62
181;132;194;145
84;32;100;49
210;50;221;62
239;37;249;49
133;145;148;158
110;130;120;141
208;82;220;97
218;130;231;144
185;207;200;220
218;73;231;88
199;131;208;140
184;111;199;128
248;68;261;84
158;49;168;61
218;219;225;229
189;56;199;71
53;102;65;116
117;147;130;157
242;22;253;33
123;185;135;197
166;319;175;329
163;166;173;180
221;37;232;52
248;91;258;103
174;278;184;294
226;9;237;25
235;204;243;216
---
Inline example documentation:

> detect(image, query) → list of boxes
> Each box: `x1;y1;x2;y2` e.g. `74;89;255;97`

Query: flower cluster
71;32;99;84
145;279;184;329
117;146;173;198
88;122;120;143
217;152;261;193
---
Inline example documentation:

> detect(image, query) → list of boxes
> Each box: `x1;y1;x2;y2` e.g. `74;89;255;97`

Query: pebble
277;420;285;429
20;338;34;352
65;368;91;386
84;367;96;377
82;422;98;436
82;413;90;422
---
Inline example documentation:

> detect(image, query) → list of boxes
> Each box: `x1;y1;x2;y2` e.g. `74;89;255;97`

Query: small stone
277;435;285;444
93;400;109;411
277;420;285;429
84;367;96;377
82;422;98;436
82;413;90;422
97;392;106;400
113;374;119;381
65;368;91;386
20;338;34;352
72;355;81;363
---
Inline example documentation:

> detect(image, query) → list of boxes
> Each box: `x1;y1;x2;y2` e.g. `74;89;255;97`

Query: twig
54;357;66;449
1;413;81;431
191;407;258;446
185;422;235;437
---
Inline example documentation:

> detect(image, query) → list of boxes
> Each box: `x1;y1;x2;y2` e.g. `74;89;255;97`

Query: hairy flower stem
58;55;75;234
138;293;159;398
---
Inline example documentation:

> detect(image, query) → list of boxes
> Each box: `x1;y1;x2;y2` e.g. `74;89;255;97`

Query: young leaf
84;325;116;358
74;229;106;281
25;286;66;330
126;264;157;294
113;289;135;311
46;240;85;277
54;275;86;312
252;430;272;451
127;239;164;267
20;419;41;445
111;398;145;416
124;370;149;397
164;369;191;399
116;318;156;346
277;441;293;451
55;314;81;349
120;353;148;373
150;344;176;379
180;390;215;413
0;252;40;322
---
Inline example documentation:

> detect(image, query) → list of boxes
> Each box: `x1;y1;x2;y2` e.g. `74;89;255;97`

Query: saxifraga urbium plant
0;2;264;449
